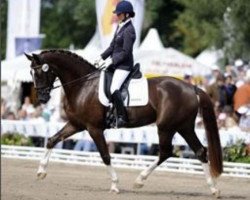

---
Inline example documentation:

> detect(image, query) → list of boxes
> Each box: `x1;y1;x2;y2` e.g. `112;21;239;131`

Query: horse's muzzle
37;88;51;104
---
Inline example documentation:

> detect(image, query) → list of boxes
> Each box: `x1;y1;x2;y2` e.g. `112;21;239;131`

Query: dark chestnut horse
25;50;222;197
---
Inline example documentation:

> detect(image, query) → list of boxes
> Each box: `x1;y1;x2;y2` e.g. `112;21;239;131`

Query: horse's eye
42;64;49;72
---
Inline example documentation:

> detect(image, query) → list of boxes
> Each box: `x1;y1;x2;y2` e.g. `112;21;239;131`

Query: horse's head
25;53;57;104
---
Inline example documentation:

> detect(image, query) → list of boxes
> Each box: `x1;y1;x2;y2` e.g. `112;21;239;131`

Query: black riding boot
111;90;128;127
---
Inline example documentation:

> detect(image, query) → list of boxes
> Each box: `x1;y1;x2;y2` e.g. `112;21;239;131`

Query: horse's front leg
88;127;119;193
37;122;83;179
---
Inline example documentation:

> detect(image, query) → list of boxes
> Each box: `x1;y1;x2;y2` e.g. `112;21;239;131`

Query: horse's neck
44;52;94;82
44;52;97;102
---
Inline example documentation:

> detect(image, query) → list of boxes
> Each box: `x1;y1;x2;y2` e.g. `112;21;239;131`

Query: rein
49;63;106;90
33;65;106;92
51;68;101;90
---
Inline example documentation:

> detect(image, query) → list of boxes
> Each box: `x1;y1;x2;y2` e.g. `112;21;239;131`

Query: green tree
173;0;250;61
0;0;96;59
143;0;183;48
41;0;96;49
173;0;228;56
224;0;250;61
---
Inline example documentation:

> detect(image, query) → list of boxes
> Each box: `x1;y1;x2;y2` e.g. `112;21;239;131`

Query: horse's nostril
39;99;48;104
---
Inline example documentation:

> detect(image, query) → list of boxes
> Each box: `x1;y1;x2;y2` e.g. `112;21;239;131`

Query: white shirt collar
117;19;131;33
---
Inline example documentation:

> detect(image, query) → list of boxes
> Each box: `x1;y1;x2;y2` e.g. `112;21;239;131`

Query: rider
95;1;136;127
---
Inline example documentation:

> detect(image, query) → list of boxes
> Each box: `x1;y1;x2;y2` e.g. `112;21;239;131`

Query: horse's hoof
37;172;47;180
133;182;144;189
109;187;120;194
212;189;220;198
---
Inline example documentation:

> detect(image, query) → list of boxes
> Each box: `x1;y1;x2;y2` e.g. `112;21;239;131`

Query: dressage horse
25;50;223;197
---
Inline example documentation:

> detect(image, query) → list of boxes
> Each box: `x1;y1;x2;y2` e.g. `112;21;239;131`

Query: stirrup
116;117;127;128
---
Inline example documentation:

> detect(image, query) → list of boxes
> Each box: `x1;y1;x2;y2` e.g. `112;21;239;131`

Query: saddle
104;63;142;101
98;63;148;128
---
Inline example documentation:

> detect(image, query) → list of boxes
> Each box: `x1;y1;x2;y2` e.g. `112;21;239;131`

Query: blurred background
1;0;250;163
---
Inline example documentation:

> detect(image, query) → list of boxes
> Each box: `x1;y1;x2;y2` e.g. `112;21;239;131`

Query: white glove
94;56;105;68
104;57;113;68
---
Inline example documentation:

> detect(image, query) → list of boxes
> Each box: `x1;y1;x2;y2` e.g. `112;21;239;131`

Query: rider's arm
112;26;135;66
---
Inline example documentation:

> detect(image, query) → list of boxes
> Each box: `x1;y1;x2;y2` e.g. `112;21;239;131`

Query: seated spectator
183;72;193;85
234;69;250;131
1;98;10;119
217;106;237;129
1;98;6;118
206;74;227;112
29;105;46;122
74;139;97;152
21;96;35;115
234;70;250;116
224;73;237;109
209;65;222;85
17;109;27;120
4;111;16;120
237;106;250;132
225;65;237;80
138;143;149;155
234;59;247;88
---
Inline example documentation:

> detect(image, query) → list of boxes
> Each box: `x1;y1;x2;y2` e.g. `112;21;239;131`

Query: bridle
31;63;105;92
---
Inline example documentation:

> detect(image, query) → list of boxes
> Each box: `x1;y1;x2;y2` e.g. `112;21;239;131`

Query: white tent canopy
136;28;210;77
139;28;164;51
1;50;42;83
135;47;211;77
195;48;224;69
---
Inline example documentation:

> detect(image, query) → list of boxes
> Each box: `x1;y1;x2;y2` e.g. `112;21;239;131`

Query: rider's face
117;13;125;22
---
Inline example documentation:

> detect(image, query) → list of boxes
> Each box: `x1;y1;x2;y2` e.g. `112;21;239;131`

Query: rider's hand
104;58;113;68
94;56;105;68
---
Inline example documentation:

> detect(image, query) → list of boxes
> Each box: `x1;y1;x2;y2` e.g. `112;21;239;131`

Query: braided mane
41;49;93;66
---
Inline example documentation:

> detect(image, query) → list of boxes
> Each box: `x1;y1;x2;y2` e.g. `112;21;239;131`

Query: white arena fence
1;120;250;148
2;145;250;178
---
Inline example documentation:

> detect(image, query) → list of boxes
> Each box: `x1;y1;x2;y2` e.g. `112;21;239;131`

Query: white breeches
110;69;130;94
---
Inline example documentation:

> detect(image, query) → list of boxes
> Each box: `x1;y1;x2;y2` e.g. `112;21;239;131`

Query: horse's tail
197;88;223;177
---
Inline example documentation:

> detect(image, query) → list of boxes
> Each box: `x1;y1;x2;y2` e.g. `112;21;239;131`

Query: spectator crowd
184;60;250;132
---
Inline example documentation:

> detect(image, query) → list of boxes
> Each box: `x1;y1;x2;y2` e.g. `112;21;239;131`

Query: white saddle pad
98;71;149;107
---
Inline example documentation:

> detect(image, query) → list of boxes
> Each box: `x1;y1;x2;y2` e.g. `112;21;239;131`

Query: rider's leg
110;69;129;127
110;69;130;94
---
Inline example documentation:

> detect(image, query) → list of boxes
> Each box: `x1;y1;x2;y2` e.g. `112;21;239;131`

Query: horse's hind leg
179;126;220;198
134;129;175;188
37;122;82;179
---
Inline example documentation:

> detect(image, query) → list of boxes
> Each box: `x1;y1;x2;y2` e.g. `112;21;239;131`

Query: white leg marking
107;165;119;193
134;159;159;189
202;163;220;198
37;149;52;180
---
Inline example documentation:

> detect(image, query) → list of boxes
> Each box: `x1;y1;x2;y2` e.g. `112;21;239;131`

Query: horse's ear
24;53;33;61
32;53;42;64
